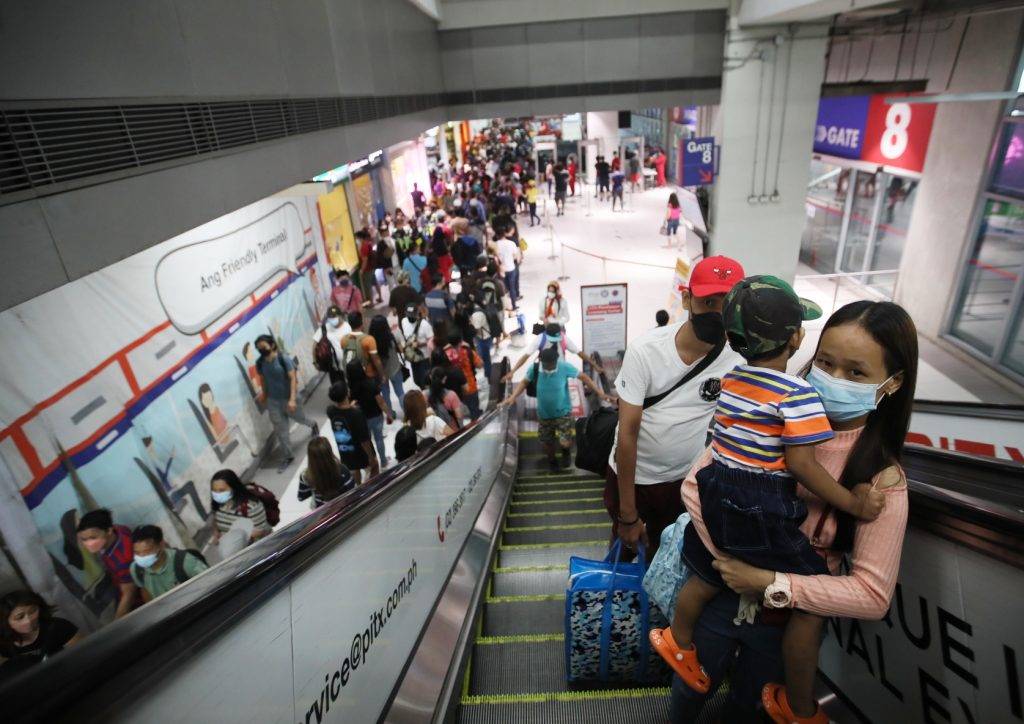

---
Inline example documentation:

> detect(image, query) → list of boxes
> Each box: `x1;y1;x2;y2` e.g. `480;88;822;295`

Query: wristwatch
763;572;792;609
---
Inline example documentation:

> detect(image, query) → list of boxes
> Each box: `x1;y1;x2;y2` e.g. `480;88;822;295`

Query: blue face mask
807;365;895;422
211;489;233;504
134;552;160;569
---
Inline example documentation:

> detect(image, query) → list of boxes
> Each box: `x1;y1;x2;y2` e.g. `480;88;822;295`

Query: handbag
573;339;725;477
659;221;669;236
565;541;666;683
642;512;692;621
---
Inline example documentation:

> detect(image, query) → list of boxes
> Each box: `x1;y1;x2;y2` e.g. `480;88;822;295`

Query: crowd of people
4;118;920;724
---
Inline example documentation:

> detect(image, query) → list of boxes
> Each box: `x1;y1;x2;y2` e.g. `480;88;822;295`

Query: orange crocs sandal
761;683;829;724
648;628;711;693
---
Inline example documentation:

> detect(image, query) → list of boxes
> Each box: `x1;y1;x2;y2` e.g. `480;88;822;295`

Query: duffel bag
573;406;617;476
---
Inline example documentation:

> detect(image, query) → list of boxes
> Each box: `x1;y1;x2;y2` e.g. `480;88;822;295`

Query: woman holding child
661;294;917;723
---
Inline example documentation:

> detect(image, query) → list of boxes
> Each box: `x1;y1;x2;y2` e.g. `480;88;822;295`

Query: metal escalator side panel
909;399;1024;462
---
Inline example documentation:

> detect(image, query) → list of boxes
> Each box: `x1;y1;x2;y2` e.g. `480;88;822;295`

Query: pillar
585;111;620;182
709;20;829;281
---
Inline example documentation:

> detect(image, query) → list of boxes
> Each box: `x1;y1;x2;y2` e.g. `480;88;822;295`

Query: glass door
799;160;845;274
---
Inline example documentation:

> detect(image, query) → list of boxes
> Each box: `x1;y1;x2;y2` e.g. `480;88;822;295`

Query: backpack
342;332;367;367
255;353;289;378
374;240;393;269
402;320;426;362
131;548;208;588
243;483;281;527
313;324;339;373
526;361;540;398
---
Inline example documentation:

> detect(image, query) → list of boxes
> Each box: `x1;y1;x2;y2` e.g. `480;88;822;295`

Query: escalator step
512;487;604;501
505;510;609;527
482;598;564;637
502;523;612;546
499;543;607;569
490;568;568;597
466;638;569;695
514;478;605;490
510;497;604;512
459;689;672;724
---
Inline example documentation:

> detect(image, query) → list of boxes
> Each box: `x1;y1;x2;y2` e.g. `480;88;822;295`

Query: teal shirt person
131;548;208;599
526;359;579;419
402;252;427;292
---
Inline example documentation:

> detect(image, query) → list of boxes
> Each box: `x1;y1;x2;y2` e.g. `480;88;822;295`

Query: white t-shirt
417;415;449;442
398;317;433;356
539;297;570;326
496;238;519;273
609;322;742;485
314;321;352;359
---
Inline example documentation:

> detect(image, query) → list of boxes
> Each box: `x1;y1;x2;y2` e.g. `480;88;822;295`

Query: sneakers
761;684;829;724
649;628;711;693
276;457;295;474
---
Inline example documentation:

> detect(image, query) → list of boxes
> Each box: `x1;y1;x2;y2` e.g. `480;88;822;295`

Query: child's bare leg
671;575;720;647
782;610;825;718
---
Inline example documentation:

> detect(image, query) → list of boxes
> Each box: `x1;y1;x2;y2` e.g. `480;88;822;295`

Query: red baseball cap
687;256;745;297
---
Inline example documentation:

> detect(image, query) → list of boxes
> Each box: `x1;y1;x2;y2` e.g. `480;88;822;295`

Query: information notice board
581;283;628;379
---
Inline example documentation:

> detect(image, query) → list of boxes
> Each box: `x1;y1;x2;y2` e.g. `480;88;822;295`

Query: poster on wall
318;187;358;272
581;283;628;380
0;189;332;622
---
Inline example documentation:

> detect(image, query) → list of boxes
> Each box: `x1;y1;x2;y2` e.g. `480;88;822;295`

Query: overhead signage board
681;136;717;186
814;93;937;174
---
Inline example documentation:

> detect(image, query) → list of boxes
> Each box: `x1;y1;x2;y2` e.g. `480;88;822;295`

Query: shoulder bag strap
641;340;725;410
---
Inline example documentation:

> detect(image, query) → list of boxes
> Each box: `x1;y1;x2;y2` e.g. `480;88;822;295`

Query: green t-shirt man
131;548;209;600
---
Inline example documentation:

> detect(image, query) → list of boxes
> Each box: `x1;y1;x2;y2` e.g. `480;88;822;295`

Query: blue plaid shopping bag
565;541;666;683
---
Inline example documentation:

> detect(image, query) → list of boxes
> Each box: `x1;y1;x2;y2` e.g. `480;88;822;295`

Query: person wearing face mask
129;525;208;603
0;590;81;680
608;256;746;563
501;346;613;471
209;469;273;549
398;304;433;388
254;334;319;473
330;268;363;314
75;509;140;620
313;305;350;384
670;300;915;723
502;322;603;383
538;281;569;328
652;276;886;723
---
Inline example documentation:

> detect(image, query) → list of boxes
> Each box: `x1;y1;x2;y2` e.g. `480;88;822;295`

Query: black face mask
690;311;725;345
258;347;272;357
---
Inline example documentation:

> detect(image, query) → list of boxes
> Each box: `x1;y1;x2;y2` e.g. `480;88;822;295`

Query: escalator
456;432;674;723
3;356;1022;723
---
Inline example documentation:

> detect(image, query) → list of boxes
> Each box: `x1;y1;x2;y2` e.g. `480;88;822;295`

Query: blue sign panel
813;95;870;159
681;136;717;186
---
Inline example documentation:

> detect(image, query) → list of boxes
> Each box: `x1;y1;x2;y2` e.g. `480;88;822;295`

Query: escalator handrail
912;398;1024;421
1;360;513;720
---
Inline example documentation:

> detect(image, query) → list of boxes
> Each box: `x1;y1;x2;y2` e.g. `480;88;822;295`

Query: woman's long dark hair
304;437;346;503
368;315;395;363
812;301;918;552
668;192;680;209
0;590;53;655
210;469;255;510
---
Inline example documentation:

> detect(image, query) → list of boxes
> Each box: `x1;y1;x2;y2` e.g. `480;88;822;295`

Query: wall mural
0;190;330;621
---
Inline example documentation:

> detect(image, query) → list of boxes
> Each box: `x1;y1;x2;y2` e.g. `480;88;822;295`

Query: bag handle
642;339;725;410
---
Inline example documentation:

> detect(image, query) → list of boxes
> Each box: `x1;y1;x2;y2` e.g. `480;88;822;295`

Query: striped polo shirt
711;365;834;476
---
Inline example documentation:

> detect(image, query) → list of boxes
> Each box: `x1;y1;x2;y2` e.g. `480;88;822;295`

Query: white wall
0;0;445;312
585;111;620;182
711;22;830;280
895;10;1024;338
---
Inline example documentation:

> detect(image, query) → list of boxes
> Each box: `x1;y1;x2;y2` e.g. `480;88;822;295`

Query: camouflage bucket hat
722;275;822;359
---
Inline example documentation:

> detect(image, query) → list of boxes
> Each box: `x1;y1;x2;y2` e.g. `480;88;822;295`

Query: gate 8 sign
860;95;937;173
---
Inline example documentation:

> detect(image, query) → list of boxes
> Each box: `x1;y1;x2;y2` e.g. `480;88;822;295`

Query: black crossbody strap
641;340;725;410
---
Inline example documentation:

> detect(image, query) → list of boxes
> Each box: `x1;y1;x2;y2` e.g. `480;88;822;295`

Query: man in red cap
605;255;745;560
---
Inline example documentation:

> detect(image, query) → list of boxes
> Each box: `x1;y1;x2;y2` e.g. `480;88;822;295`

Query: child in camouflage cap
651;275;886;724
